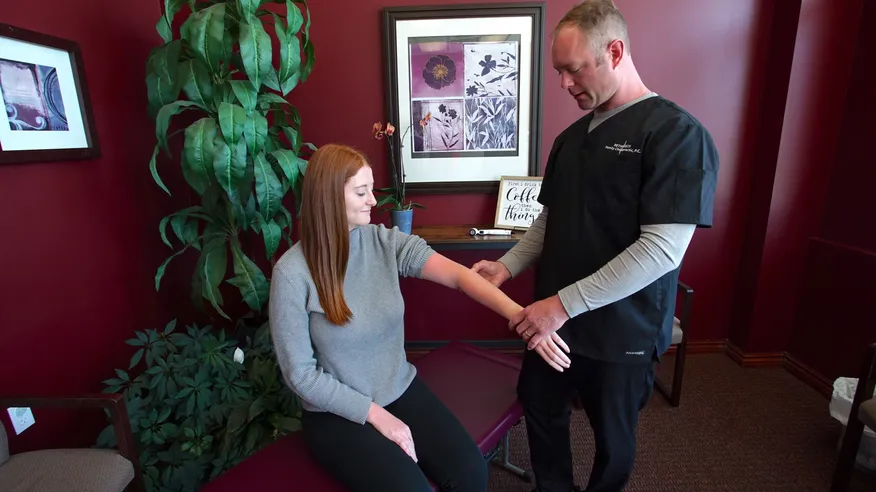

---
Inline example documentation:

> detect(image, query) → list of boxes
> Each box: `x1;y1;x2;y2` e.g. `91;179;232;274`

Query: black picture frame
382;2;546;194
0;23;100;165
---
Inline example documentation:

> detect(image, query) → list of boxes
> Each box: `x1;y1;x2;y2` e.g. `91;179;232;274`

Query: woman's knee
459;456;489;492
437;448;488;492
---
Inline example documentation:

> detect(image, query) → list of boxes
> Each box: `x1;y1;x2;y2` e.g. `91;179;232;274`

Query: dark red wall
786;0;876;381
2;0;844;452
730;0;863;354
290;0;766;343
0;0;192;451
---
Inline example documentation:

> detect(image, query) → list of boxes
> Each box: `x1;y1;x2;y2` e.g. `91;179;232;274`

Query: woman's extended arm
420;253;571;371
421;253;523;320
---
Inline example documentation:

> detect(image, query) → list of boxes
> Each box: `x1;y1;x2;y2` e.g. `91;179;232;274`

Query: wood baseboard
406;339;836;399
726;341;785;367
784;353;833;399
684;340;727;354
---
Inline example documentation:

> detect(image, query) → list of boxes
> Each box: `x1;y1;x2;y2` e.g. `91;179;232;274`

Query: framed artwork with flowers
382;3;546;194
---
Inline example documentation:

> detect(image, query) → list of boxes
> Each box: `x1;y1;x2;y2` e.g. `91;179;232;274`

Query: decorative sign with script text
494;176;543;230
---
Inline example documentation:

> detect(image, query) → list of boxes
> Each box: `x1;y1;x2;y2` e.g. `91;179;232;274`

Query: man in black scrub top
471;1;719;491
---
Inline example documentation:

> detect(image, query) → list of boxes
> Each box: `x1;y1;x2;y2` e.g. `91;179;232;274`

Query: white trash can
830;377;876;471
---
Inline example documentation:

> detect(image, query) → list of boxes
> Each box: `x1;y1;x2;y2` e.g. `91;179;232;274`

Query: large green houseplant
95;1;315;490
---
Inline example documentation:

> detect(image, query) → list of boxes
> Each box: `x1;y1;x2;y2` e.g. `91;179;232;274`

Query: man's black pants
517;349;656;492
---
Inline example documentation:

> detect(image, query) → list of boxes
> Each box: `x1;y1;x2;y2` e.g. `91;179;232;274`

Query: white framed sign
494;175;542;230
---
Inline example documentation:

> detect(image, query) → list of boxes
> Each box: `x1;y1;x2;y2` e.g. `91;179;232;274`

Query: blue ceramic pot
390;209;414;234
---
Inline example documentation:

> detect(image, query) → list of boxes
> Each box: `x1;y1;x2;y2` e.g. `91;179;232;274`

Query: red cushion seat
202;341;523;491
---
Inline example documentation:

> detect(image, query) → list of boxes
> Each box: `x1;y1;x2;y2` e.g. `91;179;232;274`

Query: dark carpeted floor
487;353;876;491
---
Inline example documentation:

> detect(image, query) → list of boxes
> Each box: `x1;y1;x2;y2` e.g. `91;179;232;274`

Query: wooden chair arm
676;281;694;331
0;393;143;492
677;280;694;295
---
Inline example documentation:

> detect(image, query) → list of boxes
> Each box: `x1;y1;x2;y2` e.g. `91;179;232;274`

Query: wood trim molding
406;339;837;400
784;353;834;399
726;341;785;367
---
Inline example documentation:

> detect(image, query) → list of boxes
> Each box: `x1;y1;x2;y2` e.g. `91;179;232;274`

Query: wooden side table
412;225;520;251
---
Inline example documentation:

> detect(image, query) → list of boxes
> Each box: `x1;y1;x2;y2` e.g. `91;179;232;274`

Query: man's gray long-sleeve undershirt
498;209;695;318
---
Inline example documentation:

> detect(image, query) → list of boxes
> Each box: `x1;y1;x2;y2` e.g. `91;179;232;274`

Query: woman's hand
533;332;572;372
366;403;418;462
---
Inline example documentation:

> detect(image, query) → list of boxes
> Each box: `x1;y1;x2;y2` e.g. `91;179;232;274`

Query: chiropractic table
202;341;531;491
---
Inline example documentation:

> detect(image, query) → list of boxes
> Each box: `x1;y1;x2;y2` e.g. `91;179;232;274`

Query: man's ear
607;39;625;69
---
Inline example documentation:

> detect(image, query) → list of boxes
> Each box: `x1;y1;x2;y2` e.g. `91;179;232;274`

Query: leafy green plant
150;0;315;318
97;319;300;491
93;1;315;490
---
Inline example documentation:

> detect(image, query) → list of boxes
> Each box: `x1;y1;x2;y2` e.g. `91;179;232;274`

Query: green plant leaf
281;126;300;154
181;3;226;72
165;0;186;26
229;80;257;113
200;237;229;319
218;102;247;146
155;246;189;290
244;423;263;453
274;13;301;94
156;100;201;156
158;206;212;248
245;192;259;231
260;217;281;259
239;17;272;88
183;117;218;195
286;0;304;33
256;93;290;108
270;414;301;433
269;149;299;190
213;137;247;202
237;0;260;21
226;403;248;434
149;144;172;196
146;72;178;119
228;241;270;310
179;59;214;110
254;153;282;220
248;396;265;420
243;112;268;155
150;40;182;96
212;82;234;111
129;348;145;369
301;38;315;82
156;17;173;44
280;73;300;95
262;69;282;92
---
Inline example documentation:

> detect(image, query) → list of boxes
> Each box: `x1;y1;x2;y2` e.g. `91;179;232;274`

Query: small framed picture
0;23;99;164
382;2;546;194
494;175;543;230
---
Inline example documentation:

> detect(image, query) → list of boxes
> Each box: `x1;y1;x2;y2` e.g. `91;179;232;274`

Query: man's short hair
556;0;631;60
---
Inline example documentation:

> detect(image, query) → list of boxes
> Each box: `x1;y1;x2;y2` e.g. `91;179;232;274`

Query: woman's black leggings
302;376;489;492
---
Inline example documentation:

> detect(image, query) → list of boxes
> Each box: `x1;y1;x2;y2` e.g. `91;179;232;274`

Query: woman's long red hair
300;144;368;325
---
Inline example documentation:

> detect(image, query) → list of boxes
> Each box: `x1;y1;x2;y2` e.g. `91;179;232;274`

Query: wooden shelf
412;225;520;251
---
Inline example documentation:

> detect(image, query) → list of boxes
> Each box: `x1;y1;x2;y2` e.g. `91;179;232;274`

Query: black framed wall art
0;23;99;164
382;3;546;194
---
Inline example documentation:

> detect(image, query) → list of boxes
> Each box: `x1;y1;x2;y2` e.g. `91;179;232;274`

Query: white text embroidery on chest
604;141;642;156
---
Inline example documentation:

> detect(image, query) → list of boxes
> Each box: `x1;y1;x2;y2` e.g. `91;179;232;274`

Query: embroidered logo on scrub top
605;141;642;156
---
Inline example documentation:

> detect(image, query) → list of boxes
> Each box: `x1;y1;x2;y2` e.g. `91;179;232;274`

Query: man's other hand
471;260;512;287
510;295;571;350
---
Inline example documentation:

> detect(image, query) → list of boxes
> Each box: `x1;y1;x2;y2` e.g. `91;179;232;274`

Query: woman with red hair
269;143;570;491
